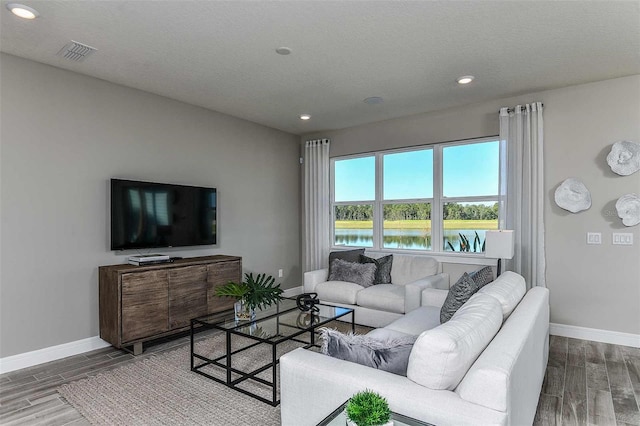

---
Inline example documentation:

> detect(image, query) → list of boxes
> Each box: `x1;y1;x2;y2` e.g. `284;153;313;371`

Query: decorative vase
234;299;255;321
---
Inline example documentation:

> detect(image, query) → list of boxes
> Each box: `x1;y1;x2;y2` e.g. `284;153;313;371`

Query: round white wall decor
606;140;640;176
616;193;640;227
554;178;592;213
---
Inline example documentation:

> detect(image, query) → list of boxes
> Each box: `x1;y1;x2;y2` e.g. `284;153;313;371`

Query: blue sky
334;141;499;201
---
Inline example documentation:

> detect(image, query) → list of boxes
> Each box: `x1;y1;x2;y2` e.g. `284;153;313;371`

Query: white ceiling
1;1;639;135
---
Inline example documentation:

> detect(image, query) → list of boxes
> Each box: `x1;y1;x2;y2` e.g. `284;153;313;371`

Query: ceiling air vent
57;40;97;62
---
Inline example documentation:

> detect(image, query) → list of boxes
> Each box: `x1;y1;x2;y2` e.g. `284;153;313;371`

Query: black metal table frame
190;304;355;406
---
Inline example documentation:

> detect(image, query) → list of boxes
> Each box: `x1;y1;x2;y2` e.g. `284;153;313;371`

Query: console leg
133;342;143;356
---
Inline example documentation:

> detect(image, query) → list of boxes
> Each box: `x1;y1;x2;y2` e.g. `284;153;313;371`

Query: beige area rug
59;321;369;426
58;333;305;426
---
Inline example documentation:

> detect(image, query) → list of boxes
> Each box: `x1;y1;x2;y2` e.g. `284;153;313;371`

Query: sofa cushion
360;254;393;284
469;266;494;288
316;281;364;304
406;292;503;390
320;328;417;376
328;259;377;288
478;271;526;319
356;284;405;314
440;272;478;323
384;306;441;336
366;327;412;341
390;255;439;285
328;249;365;276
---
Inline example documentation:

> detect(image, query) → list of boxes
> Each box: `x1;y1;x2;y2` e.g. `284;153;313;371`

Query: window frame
330;136;501;256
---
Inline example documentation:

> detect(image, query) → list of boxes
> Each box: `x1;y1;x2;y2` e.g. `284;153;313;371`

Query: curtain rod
502;103;544;114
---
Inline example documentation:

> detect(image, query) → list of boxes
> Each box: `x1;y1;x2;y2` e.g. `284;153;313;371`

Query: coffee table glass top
232;305;352;341
192;298;353;341
317;400;434;426
194;298;298;328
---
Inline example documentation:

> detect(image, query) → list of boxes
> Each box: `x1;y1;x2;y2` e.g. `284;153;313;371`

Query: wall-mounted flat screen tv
110;179;217;250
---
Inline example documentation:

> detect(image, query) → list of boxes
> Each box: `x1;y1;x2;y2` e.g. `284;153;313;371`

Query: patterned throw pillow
440;272;479;323
359;254;393;284
469;266;494;288
328;258;377;288
328;249;365;276
320;328;417;376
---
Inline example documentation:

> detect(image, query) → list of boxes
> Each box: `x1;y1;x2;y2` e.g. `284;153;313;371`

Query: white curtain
499;103;546;288
304;139;331;272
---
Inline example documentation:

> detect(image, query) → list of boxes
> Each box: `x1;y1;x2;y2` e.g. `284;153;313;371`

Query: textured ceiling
1;1;639;135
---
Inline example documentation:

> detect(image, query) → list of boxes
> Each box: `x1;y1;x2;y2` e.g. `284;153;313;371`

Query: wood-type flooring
1;334;639;425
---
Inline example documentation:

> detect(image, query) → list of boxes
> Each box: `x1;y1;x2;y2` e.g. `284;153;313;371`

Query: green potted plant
215;272;283;320
345;389;393;426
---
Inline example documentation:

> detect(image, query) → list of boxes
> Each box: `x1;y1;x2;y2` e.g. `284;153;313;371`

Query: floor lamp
485;230;514;277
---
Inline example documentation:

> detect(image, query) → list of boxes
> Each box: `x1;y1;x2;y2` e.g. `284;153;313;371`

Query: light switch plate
587;232;601;245
612;233;633;245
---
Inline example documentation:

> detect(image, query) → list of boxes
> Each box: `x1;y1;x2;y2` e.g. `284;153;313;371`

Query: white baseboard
0;336;111;375
550;323;640;348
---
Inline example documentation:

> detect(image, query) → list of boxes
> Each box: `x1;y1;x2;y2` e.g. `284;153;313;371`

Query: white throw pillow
478;271;526;320
406;292;503;390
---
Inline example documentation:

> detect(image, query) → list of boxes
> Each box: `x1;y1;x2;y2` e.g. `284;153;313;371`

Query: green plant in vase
446;231;486;252
345;390;392;426
215;272;283;320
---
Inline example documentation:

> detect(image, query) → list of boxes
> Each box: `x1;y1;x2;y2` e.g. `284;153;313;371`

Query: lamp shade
485;230;514;259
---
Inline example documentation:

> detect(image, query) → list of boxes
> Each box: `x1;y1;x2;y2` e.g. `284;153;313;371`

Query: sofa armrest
280;348;506;426
404;273;450;312
303;268;328;293
421;288;449;308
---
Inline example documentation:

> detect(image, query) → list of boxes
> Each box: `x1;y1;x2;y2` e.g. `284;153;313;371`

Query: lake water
334;229;488;251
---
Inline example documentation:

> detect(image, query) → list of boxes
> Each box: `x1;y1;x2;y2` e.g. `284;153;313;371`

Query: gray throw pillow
328;248;365;276
440;272;479;323
328;259;376;287
359;254;393;284
469;266;494;288
320;328;417;376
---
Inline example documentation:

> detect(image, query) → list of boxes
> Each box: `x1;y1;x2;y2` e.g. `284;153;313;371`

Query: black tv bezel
110;178;217;251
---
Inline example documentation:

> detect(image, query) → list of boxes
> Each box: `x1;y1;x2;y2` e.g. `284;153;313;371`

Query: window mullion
432;145;443;253
375;153;384;250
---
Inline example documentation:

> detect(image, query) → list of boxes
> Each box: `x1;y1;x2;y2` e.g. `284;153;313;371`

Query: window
331;137;500;254
382;149;433;250
333;156;375;247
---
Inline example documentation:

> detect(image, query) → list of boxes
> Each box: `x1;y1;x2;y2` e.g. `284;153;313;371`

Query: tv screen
110;179;217;250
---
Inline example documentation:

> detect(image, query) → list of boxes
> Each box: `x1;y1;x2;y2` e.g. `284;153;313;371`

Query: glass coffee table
317;400;434;426
190;298;354;406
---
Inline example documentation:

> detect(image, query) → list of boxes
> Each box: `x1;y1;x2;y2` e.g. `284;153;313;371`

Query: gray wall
0;54;301;358
305;75;640;335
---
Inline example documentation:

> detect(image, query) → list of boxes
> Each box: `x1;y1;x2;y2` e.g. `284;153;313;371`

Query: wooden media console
99;255;241;355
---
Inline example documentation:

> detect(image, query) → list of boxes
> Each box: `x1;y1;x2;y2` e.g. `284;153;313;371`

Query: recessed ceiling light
457;75;475;85
6;3;39;19
363;97;384;105
276;47;292;55
299;114;311;120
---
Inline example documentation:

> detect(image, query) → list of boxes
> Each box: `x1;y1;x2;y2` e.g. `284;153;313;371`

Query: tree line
335;202;498;221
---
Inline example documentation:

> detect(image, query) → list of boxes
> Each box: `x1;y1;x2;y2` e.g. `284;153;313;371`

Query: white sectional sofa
281;271;550;426
304;253;450;328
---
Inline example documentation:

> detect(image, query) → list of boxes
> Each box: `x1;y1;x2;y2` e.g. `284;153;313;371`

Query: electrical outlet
587;232;601;245
278;269;283;278
612;233;633;245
